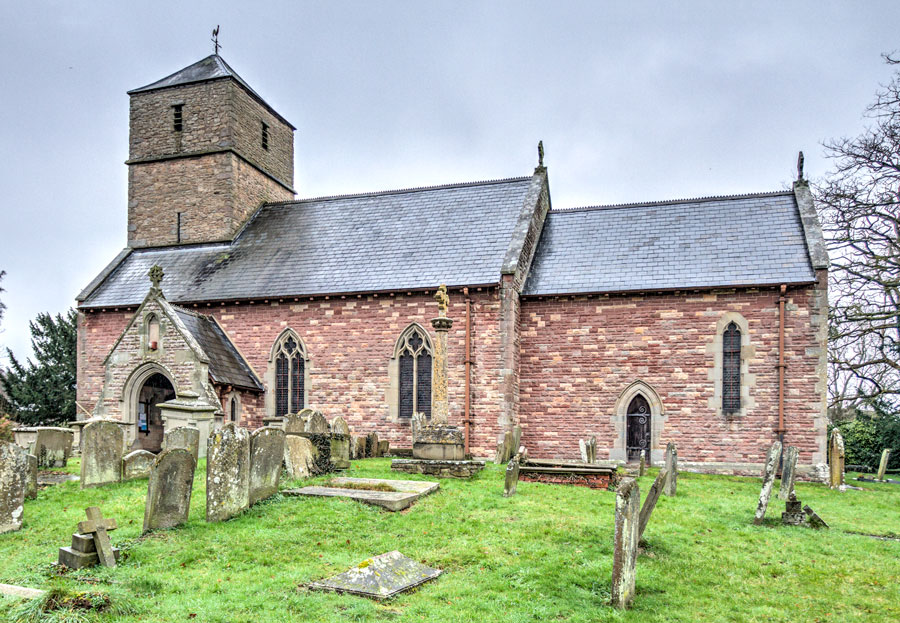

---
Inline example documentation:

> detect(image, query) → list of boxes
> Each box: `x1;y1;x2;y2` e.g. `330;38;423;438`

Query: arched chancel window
723;322;741;413
396;325;432;419
274;335;305;417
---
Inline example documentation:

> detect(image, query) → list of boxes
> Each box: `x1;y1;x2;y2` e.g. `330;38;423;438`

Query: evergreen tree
1;309;77;425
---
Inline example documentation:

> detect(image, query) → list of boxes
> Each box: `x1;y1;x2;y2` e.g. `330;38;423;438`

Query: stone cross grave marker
611;477;640;609
143;448;195;533
828;429;845;489
638;468;668;541
753;441;783;525
504;456;520;497
877;449;891;481
77;506;117;567
0;441;28;534
778;446;799;501
430;284;453;425
664;443;677;496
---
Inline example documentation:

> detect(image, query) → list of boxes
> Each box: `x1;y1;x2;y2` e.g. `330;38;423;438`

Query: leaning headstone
305;411;329;434
366;432;380;458
663;442;677;496
162;426;200;464
828;429;845;489
206;424;250;522
753;441;783;525
504;456;520;497
0;441;28;534
284;412;307;434
638;468;668;541
502;430;514;463
330;416;350;436
589;436;597;463
249;427;285;505
876;449;891;481
80;420;124;488
579;439;589;463
781;492;805;526
33;427;74;468
123;449;155;480
803;505;829;529
284;435;316;479
610;477;640;610
778;446;799;500
143;448;195;533
24;454;37;500
495;437;509;464
511;426;522;456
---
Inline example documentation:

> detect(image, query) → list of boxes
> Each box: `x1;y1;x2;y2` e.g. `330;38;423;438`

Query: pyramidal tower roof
128;54;294;129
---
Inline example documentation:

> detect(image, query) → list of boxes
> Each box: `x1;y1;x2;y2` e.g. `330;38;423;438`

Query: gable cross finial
434;284;449;318
797;150;804;181
537;140;544;167
212;25;221;55
148;265;164;290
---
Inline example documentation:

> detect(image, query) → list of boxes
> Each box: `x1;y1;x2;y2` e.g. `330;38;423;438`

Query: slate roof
172;307;263;391
523;191;817;296
79;177;535;308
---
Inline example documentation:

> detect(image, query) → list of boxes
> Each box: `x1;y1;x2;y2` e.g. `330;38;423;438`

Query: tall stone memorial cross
430;284;453;425
77;507;117;568
876;449;891;481
753;441;783;525
828;429;845;489
663;442;677;496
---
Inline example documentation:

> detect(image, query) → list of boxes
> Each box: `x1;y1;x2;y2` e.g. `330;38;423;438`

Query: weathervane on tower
212;25;221;55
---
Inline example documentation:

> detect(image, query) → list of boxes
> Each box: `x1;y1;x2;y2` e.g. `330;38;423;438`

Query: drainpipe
464;287;472;455
777;285;787;452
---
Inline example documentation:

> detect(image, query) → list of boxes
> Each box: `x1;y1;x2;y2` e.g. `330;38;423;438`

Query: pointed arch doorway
626;395;651;462
136;373;175;452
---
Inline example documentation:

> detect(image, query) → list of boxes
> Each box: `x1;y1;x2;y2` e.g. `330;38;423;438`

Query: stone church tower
125;55;295;248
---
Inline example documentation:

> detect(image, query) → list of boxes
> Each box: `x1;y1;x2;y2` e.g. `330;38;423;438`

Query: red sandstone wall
518;282;827;468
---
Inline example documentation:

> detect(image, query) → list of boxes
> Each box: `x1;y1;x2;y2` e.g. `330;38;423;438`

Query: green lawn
1;459;898;622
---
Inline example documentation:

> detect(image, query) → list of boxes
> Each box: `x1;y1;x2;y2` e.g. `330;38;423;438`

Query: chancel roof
523;191;817;296
79;177;535;308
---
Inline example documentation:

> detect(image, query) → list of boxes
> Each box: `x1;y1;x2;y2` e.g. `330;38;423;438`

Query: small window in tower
261;122;269;150
172;105;183;132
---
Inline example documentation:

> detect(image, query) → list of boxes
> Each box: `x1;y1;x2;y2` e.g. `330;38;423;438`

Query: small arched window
230;396;238;423
147;314;160;350
722;322;741;413
396;325;432;419
274;334;305;417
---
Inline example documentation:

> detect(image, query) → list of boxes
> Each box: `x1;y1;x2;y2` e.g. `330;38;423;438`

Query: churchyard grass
1;459;897;622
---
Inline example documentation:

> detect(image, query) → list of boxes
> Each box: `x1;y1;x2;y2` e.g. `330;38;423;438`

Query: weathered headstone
249;427;285;505
77;506;117;567
778;446;799;500
350;435;363;459
367;432;380;458
330;434;351;470
828;429;845;489
876;449;891;481
495;436;509;464
378;440;390;456
638;468;668;540
284;412;307;434
284;435;316;479
512;426;522;456
33;427;74;468
803;505;829;529
162;426;200;464
330;416;350;436
781;492;805;526
611;477;640;610
80;420;124;488
517;445;528;463
123;449;155;480
753;441;783;525
579;438;589;463
143;448;195;533
410;413;426;441
24;454;37;501
309;550;442;599
0;441;28;534
663;442;677;496
206;423;250;522
638;454;646;477
305;411;329;434
504;456;520;497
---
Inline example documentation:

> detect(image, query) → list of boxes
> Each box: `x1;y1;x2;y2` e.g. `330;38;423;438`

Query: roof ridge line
265;176;533;206
551;190;793;213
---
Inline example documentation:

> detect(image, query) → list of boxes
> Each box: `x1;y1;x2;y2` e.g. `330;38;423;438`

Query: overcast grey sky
0;1;898;363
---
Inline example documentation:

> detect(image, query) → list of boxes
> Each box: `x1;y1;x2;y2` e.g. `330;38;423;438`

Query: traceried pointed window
396;325;432;419
274;334;305;417
723;322;741;413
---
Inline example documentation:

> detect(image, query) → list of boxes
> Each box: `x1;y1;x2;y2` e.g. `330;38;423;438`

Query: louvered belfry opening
723;322;741;413
398;326;432;420
275;336;304;417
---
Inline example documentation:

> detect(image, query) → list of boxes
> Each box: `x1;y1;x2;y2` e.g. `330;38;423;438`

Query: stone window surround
609;380;666;464
264;328;311;418
387;323;434;423
141;311;167;357
120;361;179;431
706;312;757;419
225;390;242;424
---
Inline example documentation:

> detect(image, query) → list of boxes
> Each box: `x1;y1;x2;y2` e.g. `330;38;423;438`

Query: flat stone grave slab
38;472;79;486
329;477;439;496
283;477;438;511
309;550;442;600
0;583;46;599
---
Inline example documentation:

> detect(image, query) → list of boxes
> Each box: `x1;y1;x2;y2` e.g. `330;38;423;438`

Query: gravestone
611;477;640;610
504;456;520;497
284;435;316;479
123;449;155;480
349;435;362;459
876;449;891;481
778;446;799;500
828;429;845;489
367;432;380;458
803;505;828;529
33;427;74;468
579;439;589;463
512;426;522;456
80;420;124;488
143;448;195;533
206;423;250;522
77;507;117;567
249;427;285;505
495;436;509;464
590;436;598;463
753;441;783;525
378;440;390;456
309;551;442;599
517;445;528;463
638;455;646;477
284;412;307;434
330;434;351;470
664;442;677;496
162;426;200;464
0;441;28;534
330;416;350;436
781;492;805;526
24;454;37;500
304;411;329;434
410;413;426;440
638;468;668;540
